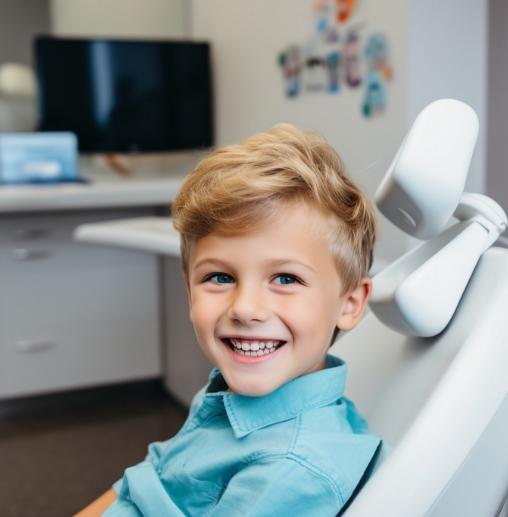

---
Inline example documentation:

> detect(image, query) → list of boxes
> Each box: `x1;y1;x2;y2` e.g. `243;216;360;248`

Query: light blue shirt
103;355;380;516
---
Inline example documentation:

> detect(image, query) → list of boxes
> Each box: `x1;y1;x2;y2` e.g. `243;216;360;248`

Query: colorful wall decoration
278;0;392;117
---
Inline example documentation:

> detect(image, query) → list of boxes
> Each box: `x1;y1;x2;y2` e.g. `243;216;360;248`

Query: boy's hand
73;488;117;517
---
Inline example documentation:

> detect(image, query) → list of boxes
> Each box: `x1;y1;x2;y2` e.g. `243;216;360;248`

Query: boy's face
185;202;371;396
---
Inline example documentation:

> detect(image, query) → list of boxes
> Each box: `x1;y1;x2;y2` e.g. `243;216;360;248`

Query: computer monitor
35;37;213;153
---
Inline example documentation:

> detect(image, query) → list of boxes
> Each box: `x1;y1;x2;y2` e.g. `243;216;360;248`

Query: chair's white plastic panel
501;498;508;517
331;247;508;516
74;216;180;256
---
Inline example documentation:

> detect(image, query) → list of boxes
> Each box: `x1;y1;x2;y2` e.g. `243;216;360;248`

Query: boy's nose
227;284;270;324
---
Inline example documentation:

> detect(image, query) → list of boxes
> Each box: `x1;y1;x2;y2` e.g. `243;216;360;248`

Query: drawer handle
16;339;56;353
12;228;52;240
12;248;51;261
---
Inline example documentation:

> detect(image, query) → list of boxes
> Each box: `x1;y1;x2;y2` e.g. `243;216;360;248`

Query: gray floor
0;381;188;517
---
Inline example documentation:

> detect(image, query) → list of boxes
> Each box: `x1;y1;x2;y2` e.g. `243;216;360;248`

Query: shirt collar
205;355;347;438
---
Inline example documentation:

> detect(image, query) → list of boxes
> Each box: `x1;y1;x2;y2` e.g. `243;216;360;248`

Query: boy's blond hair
172;124;379;297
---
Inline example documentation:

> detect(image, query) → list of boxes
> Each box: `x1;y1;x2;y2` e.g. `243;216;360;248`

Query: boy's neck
224;354;328;394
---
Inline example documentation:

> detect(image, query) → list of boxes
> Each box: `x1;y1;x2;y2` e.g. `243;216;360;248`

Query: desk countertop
0;153;198;214
0;177;183;213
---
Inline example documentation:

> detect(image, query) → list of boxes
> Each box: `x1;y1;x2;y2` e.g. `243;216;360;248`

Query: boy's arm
209;458;342;516
72;460;341;516
73;489;117;517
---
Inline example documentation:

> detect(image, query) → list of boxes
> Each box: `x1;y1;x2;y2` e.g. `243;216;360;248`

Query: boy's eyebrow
263;258;316;273
193;258;230;271
193;258;316;273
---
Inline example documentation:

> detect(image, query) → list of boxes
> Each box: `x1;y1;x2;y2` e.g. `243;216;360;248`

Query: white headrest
369;99;507;337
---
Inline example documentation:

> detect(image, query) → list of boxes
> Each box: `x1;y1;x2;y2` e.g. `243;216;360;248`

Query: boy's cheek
191;322;218;364
286;296;331;328
192;297;216;324
187;290;209;323
190;301;219;346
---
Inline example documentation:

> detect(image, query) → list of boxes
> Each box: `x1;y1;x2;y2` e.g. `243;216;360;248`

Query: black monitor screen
35;37;213;153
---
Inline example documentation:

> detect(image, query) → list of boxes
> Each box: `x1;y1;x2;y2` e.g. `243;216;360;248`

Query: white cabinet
0;209;161;399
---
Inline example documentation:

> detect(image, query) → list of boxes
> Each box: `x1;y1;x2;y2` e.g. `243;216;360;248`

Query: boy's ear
336;277;372;331
184;276;194;322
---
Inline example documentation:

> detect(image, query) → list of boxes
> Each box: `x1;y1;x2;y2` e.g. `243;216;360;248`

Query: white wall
407;0;489;195
50;0;187;39
0;0;50;67
191;0;410;262
191;0;491;262
486;0;508;217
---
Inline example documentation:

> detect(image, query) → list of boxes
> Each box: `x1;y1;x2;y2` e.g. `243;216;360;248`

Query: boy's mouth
221;338;286;357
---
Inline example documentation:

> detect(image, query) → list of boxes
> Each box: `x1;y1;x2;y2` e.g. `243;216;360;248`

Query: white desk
0;178;182;213
0;151;200;213
0;161;196;400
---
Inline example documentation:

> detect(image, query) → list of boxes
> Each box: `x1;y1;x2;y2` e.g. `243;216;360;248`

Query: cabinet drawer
3;317;160;397
0;209;162;398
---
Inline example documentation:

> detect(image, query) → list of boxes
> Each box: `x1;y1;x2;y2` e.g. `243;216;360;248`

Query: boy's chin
225;374;284;397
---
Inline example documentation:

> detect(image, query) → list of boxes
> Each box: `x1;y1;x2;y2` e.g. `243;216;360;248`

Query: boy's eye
205;273;234;284
273;274;299;285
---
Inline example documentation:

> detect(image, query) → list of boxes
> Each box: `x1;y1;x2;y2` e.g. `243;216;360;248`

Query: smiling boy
188;201;369;397
85;124;380;517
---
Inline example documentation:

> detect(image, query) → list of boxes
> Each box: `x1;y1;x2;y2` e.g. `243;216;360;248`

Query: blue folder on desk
0;132;83;184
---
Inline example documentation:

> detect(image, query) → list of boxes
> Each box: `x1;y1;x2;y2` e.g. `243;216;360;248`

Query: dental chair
74;100;508;516
335;100;508;517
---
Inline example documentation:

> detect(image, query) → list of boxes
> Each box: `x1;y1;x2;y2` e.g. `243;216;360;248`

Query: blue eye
206;273;234;284
274;274;298;285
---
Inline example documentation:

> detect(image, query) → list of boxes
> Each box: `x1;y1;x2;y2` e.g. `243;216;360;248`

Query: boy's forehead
189;203;337;267
200;202;328;244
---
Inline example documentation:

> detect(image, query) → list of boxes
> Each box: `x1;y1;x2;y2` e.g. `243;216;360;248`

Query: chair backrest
331;247;508;517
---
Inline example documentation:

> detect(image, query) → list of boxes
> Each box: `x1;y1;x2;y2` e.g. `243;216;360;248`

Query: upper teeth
230;339;279;351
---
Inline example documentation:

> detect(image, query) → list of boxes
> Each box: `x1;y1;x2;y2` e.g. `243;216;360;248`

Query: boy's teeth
231;339;279;348
229;338;284;356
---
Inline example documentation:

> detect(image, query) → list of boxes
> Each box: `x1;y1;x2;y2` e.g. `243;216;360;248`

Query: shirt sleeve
104;462;188;517
106;457;342;517
111;383;210;498
208;457;342;517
